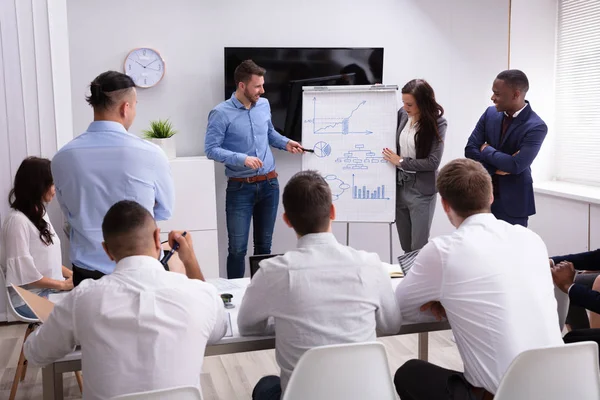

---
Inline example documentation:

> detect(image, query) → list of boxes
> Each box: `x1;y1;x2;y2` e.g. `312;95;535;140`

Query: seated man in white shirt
24;200;227;400
394;158;563;400
238;170;403;400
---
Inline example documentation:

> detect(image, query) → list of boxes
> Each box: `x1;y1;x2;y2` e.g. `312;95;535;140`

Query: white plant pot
147;137;176;159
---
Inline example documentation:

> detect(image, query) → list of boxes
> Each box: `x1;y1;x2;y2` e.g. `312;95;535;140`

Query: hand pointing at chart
382;148;402;166
286;140;304;154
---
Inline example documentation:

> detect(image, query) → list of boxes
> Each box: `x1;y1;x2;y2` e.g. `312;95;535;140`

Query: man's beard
244;89;258;104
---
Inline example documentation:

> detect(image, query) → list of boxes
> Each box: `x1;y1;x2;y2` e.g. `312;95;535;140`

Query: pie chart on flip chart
313;141;332;158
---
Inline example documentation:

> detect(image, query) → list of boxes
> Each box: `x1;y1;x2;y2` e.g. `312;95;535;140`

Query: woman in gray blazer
383;79;447;252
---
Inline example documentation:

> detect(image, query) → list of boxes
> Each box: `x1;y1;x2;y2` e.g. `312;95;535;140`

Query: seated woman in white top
1;157;73;318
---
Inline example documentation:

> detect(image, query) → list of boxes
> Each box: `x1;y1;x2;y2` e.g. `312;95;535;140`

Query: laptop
397;249;420;276
249;254;282;278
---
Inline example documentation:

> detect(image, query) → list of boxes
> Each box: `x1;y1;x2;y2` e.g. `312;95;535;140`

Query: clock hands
144;59;159;68
129;58;160;71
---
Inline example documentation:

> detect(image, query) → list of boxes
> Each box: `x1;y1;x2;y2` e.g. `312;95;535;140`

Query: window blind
555;0;600;186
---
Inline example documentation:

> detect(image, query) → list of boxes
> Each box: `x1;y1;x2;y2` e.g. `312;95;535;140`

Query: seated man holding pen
24;200;227;400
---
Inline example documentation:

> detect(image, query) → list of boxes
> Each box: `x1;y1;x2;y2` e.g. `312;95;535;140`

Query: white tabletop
207;278;266;345
207;276;408;346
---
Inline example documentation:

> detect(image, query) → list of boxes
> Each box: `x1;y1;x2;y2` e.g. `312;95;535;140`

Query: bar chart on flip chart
302;85;397;222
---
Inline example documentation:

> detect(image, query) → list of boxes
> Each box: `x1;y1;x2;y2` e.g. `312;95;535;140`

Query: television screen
224;47;384;142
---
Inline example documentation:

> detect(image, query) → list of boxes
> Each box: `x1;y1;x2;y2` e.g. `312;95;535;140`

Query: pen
161;231;187;270
301;148;315;153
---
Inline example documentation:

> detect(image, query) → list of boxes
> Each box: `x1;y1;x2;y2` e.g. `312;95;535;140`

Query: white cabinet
157;157;220;279
529;194;590;256
591;204;600;251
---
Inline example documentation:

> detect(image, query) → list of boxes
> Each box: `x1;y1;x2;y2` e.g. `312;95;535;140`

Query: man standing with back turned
52;71;175;285
205;60;303;278
465;70;547;227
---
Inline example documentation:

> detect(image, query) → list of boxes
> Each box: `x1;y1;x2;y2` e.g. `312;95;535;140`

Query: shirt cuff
568;283;575;294
279;137;290;150
236;153;247;167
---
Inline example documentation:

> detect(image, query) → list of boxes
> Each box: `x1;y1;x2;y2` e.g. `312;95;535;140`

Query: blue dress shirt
52;121;175;274
205;94;289;178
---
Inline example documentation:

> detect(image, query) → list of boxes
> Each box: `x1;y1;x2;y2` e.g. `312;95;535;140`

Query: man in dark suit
552;249;600;316
551;250;600;331
552;249;600;362
465;70;547;227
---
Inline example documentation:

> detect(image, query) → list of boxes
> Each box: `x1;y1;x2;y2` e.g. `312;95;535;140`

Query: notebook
383;262;404;278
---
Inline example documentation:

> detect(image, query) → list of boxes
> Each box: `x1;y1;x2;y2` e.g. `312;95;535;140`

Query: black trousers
491;199;528;227
394;359;493;400
73;264;105;287
566;273;600;329
252;376;281;400
564;329;600;365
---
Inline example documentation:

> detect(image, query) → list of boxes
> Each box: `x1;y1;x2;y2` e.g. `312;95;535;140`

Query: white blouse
1;210;63;307
399;117;418;159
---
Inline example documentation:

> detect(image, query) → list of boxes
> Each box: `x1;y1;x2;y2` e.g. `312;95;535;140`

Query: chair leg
75;371;83;394
9;323;36;400
20;359;28;381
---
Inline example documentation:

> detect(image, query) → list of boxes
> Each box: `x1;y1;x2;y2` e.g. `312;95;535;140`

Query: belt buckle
245;176;253;183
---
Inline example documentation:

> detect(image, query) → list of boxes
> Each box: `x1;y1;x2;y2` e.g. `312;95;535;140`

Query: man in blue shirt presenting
52;71;175;285
205;60;303;278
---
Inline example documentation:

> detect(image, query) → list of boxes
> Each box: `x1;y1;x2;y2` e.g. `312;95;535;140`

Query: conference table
42;277;450;400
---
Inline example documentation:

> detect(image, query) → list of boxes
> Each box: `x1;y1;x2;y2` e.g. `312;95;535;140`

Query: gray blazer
396;108;447;196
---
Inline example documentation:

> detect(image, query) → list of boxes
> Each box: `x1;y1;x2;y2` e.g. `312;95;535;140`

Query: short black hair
102;200;156;258
282;170;332;236
496;69;529;93
85;71;135;110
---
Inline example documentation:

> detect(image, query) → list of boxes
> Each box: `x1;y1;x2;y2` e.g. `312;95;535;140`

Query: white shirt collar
504;102;529;118
297;232;338;248
113;255;165;273
459;212;497;228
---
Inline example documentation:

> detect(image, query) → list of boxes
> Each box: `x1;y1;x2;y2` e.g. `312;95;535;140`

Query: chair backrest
0;268;39;324
554;285;570;332
282;342;396;400
110;385;203;400
495;341;600;400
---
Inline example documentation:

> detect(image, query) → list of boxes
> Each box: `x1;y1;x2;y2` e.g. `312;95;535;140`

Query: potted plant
143;118;177;159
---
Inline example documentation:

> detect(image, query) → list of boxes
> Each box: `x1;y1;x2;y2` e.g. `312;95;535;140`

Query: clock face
124;48;165;88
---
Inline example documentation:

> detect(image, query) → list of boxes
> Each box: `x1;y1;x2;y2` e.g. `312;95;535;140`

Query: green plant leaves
142;118;177;139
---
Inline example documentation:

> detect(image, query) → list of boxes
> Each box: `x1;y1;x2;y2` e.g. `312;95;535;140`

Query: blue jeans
252;375;282;400
13;288;53;319
226;177;280;278
15;304;37;319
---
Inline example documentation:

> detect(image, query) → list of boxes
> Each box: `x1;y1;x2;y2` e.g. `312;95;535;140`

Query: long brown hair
402;79;444;158
8;157;54;245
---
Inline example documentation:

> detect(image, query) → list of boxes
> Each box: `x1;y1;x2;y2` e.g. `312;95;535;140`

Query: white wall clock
124;47;165;88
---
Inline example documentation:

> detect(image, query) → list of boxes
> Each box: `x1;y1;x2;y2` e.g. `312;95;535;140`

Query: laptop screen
249;254;282;278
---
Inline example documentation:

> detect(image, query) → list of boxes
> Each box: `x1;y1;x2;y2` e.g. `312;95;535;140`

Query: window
555;0;600;186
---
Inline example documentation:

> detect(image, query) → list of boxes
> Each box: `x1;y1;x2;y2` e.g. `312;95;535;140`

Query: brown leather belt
229;170;278;183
